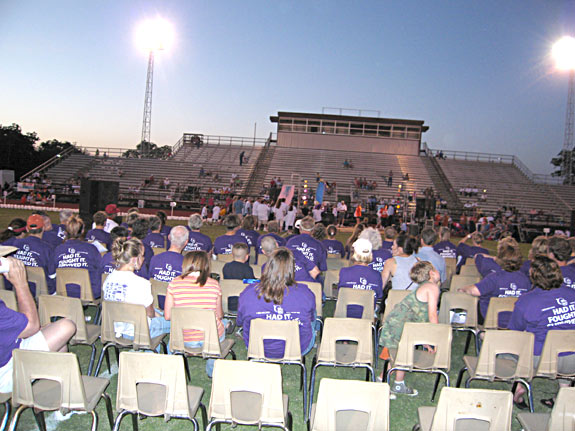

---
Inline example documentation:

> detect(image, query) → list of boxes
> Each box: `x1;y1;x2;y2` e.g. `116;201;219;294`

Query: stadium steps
421;156;463;212
243;145;276;196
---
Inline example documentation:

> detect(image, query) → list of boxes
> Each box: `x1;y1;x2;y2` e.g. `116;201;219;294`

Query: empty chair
449;274;480;293
309;378;390;431
24;267;49;298
384;322;452;401
0;290;16;312
456;329;535;412
113;351;207;431
9;350;114;431
56;267;101;308
38;295;100;375
517;386;575;431
248;319;307;417
206;360;293;431
438;292;480;354
309;318;374;419
326;256;347;271
414;387;513;431
150;278;168;310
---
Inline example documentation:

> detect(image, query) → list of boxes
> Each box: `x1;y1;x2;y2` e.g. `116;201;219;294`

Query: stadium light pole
552;36;575;185
135;18;174;157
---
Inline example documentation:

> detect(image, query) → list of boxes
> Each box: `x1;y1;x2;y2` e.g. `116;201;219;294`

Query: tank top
391;255;418;290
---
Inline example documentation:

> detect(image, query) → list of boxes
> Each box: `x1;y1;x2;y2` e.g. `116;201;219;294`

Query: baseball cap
353;238;373;256
27;214;45;230
105;204;118;215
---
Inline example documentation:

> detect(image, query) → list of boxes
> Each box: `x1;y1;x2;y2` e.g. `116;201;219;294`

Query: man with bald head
149;225;189;283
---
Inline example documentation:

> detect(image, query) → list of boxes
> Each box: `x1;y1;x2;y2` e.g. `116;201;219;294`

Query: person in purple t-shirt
130;217;153;270
157;210;172;244
0;218;27;246
322;225;345;258
0;256;76;393
144;216;167;249
213;215;249;256
508;256;575;408
459;241;530;326
101;226;149;279
519;236;549;277
475;237;520;278
359;227;392;273
184;214;212;252
286;216;327;272
338;238;383;318
85;211;112;251
432;227;457;259
260;236;320;283
256;221;286;255
54;215;103;299
12;214;56;295
456;232;489;273
381;226;398;252
38;214;63;249
236;215;260;251
149;226;188;283
549;236;575;290
237;248;316;358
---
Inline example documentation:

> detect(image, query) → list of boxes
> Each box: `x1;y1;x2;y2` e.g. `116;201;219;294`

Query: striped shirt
167;275;224;342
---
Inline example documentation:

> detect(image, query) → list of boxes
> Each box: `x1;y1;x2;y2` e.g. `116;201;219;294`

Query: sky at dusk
1;1;575;174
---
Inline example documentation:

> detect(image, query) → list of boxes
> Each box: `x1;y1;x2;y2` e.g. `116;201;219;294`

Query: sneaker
391;382;418;396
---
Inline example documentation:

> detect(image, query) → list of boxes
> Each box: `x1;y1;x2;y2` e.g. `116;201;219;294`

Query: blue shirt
416;246;446;282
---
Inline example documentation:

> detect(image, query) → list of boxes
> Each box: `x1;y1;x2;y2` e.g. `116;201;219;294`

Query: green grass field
0;208;551;431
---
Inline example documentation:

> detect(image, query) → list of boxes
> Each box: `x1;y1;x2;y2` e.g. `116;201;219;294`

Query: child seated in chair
222;243;254;280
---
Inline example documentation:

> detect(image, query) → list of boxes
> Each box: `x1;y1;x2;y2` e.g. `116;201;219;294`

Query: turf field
0;208;550;431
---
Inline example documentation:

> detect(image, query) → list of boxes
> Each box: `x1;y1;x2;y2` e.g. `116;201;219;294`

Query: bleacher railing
172;133;274;155
21;145;77;180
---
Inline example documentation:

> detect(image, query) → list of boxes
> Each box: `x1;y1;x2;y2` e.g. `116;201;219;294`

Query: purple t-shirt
561;265;575;290
257;233;286;254
476;270;531;326
237;282;315;358
0;300;28;367
287;234;328;272
85;228;112;250
519;260;531;277
54;239;103;299
369;248;392;273
338;264;383;311
509;286;575;356
433;241;457;259
322;239;345;258
184;231;213;252
54;223;67;241
475;255;501;278
42;230;63;249
149;251;183;282
143;233;166;249
100;252;149;279
213;233;249;255
13;236;56;295
381;240;393;251
456;243;489;271
261;250;317;283
237;229;260;248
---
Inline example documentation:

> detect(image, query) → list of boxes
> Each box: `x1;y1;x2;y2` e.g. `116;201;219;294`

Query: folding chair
456;330;535;412
150;278;168;310
210;260;226;280
533;330;575;388
0;392;10;431
449;274;480;293
438;292;480;354
308;378;390;431
0;290;16;312
323;269;339;300
113;351;207;431
38;295;100;375
517;386;575;431
256;253;269;266
326;256;347;271
24;266;49;298
309;318;375;420
216;254;234;263
480;296;518;331
9;350;114;431
414;387;513;431
384;322;453;401
460;263;480;278
152;247;166;255
221;279;247;320
376;290;411;366
56;268;101;317
250;264;262;279
206;360;293;431
169;307;236;382
302;281;323;332
248;319;308;417
93;301;168;376
0;275;5;291
444;258;456;281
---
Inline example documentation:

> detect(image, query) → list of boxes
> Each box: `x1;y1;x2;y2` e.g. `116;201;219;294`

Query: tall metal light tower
141;51;154;156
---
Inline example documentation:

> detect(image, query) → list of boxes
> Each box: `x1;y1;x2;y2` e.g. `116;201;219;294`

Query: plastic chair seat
71;324;100;346
388;348;437;370
183;338;236;359
82;376;112;412
516;412;550;431
417;406;435;431
463;356;520;380
28;376;110;412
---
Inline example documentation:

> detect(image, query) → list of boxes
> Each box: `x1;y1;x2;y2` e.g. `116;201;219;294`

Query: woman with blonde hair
519;235;549;277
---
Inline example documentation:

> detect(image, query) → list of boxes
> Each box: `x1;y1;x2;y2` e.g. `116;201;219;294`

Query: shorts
0;331;50;393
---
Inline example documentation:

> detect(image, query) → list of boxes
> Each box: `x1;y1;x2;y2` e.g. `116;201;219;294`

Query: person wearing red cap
12;215;56;295
93;204;119;233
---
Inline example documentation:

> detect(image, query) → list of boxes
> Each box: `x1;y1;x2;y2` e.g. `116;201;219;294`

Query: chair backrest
444;258;456;279
438;292;479;328
56;268;95;301
169;307;222;356
547;386;575;431
208;360;286;425
100;301;152;349
12;350;88;411
257;254;269;266
210;260;226;279
248;319;301;361
311;379;390;431
217;254;234;263
334;288;374;320
318;318;373;365
393;322;452;370
303;281;323;318
250;264;262;279
150;279;168;310
0;274;5;290
382;290;410;321
38;295;90;342
482;297;518;330
429;387;513;431
25;266;49;297
0;289;17;311
449;275;481;293
323;269;340;299
220;279;247;315
116;351;191;419
536;330;575;379
475;330;534;380
460;264;480;277
327;257;348;271
152;247;166;255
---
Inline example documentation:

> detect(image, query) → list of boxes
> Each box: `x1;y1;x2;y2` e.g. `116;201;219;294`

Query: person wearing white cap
337;238;383;317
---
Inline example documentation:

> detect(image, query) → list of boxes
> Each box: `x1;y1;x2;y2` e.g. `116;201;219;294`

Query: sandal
540;398;555;409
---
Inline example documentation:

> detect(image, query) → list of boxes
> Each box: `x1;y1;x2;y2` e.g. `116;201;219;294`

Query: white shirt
92;218;118;233
102;270;153;337
257;203;270;221
312;208;323;222
212;206;221;220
